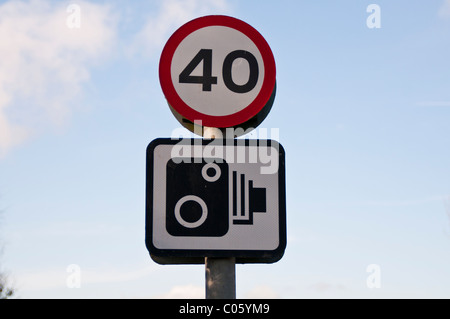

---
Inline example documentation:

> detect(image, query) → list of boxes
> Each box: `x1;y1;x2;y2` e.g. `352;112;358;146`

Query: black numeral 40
179;49;259;94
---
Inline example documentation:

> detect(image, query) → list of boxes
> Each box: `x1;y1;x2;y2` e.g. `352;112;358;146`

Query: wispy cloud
361;195;448;207
155;284;280;299
0;0;117;158
444;195;450;230
0;0;231;158
155;284;205;299
439;0;450;18
305;195;449;209
129;0;229;58
308;282;346;293
243;285;280;298
416;101;450;107
14;264;156;292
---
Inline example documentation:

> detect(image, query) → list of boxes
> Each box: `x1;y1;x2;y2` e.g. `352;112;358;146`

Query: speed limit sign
159;15;276;135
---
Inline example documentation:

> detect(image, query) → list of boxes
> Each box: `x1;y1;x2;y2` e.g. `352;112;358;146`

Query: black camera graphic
166;158;267;237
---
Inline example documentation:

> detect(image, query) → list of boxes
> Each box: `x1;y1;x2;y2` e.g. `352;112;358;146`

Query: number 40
179;49;259;94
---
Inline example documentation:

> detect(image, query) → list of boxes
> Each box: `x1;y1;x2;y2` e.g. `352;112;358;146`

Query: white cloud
439;0;450;18
308;282;346;293
130;0;230;58
0;0;232;158
14;264;156;292
156;284;205;299
0;0;117;157
243;285;280;299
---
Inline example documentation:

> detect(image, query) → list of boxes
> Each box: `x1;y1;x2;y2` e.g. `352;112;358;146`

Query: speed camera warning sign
145;138;286;264
159;15;276;133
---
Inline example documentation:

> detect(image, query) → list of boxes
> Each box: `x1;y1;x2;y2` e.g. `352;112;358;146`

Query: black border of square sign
145;138;286;264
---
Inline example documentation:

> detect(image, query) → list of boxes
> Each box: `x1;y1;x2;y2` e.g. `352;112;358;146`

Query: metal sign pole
203;127;236;299
205;257;236;299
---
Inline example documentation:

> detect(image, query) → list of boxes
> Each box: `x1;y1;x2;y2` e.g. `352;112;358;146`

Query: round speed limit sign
159;15;276;135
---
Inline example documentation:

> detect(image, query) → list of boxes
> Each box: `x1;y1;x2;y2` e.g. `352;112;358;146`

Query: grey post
203;127;236;299
205;257;236;299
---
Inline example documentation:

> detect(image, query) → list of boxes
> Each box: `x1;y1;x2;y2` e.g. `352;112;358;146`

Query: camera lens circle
174;195;208;228
202;163;221;182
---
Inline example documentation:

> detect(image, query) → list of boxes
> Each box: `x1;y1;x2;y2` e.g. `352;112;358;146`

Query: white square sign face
145;138;286;264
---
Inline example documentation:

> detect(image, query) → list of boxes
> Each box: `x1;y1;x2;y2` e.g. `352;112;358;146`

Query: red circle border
159;15;276;128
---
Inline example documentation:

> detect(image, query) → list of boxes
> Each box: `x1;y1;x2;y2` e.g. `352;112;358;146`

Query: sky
0;0;450;299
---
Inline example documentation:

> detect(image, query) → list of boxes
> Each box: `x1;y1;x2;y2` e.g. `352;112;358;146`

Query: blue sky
1;0;450;298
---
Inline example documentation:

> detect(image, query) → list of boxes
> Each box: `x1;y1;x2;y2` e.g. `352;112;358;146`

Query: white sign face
159;15;276;129
145;138;286;264
171;26;265;117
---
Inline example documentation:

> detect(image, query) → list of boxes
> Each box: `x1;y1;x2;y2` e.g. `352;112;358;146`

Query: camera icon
166;158;267;237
